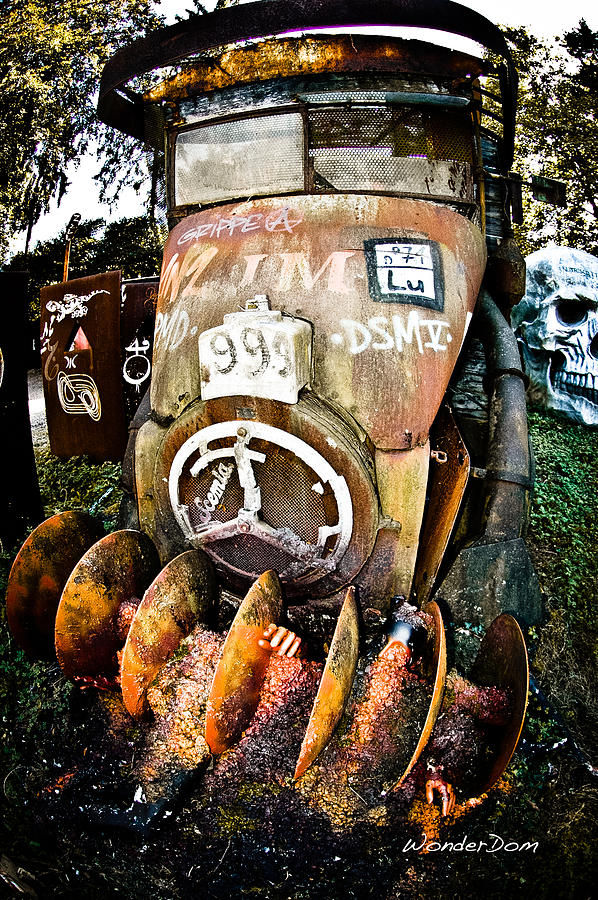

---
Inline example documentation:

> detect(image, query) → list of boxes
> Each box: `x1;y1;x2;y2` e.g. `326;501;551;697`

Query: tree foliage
0;0;162;260
8;215;166;319
506;21;598;256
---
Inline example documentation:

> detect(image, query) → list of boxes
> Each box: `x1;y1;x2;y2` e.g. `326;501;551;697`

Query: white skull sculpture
511;245;598;426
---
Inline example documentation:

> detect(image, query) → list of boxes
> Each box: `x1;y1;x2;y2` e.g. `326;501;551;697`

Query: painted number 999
207;327;291;378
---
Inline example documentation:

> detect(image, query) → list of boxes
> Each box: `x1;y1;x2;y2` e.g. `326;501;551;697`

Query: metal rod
62;213;81;282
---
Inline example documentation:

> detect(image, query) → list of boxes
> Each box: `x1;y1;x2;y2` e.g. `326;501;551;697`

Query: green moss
216;803;259;834
237;780;283;802
35;447;123;530
527;409;598;620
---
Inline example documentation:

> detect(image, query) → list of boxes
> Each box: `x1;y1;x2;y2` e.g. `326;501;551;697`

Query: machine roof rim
97;0;516;167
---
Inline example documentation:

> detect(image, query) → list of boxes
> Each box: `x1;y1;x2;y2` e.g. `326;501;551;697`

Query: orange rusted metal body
151;196;485;444
6;1;538;837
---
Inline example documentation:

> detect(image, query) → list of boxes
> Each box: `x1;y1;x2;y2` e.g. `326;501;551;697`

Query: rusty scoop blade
121;549;217;719
467;613;529;794
55;529;160;679
393;600;447;788
204;569;283;755
294;586;359;781
5;511;103;659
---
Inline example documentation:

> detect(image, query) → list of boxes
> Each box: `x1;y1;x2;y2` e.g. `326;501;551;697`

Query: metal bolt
238;522;250;534
237;427;248;438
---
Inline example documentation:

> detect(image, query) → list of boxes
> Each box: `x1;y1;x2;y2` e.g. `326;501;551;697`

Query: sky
15;0;598;254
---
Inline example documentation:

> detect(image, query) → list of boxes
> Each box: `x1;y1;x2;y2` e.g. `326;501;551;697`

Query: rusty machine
6;1;542;837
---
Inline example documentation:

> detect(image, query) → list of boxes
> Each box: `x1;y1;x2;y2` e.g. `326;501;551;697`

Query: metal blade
204;569;282;755
467;613;529;793
294;585;359;780
393;600;447;788
55;529;160;679
5;511;103;659
120;549;217;719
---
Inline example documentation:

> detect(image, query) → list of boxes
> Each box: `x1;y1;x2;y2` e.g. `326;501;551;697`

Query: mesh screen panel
308;106;473;197
175;112;304;206
308;107;472;161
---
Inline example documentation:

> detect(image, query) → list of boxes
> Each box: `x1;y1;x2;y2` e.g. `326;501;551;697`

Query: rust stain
412;403;470;603
54;529;160;679
145;35;485;102
120;549;216;719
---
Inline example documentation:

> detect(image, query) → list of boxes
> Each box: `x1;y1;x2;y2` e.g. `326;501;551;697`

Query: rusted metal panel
146;35;485;103
121;549;216;718
0;271;42;545
466;613;529;793
133;417;173;562
55;529;160;679
120;277;159;422
294;586;359;779
357;444;430;602
5;511;103;659
412;403;470;604
151;195;486;449
41;271;127;461
205;569;283;754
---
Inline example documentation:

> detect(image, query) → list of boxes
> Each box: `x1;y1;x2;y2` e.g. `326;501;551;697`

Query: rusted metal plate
41;271;127;461
150;195;486;449
55;530;160;679
5;511;103;659
205;569;282;754
373;444;429;601
294;585;359;779
394;600;447;787
412;403;470;603
467;613;529;793
120;278;159;422
0;271;42;545
146;35;486;103
120;549;216;719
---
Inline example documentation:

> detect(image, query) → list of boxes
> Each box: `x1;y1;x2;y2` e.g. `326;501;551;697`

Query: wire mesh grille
175;112;304;206
178;435;339;581
308;106;473;197
308;107;473;161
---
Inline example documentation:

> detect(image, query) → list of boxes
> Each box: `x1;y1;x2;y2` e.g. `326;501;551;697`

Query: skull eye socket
556;299;589;327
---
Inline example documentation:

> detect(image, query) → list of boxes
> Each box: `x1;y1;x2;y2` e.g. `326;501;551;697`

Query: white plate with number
199;303;312;404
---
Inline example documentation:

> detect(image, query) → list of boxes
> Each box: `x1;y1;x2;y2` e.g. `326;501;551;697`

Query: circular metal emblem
168;420;353;585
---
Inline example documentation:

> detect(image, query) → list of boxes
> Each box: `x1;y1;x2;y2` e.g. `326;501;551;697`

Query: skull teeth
552;369;598;404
